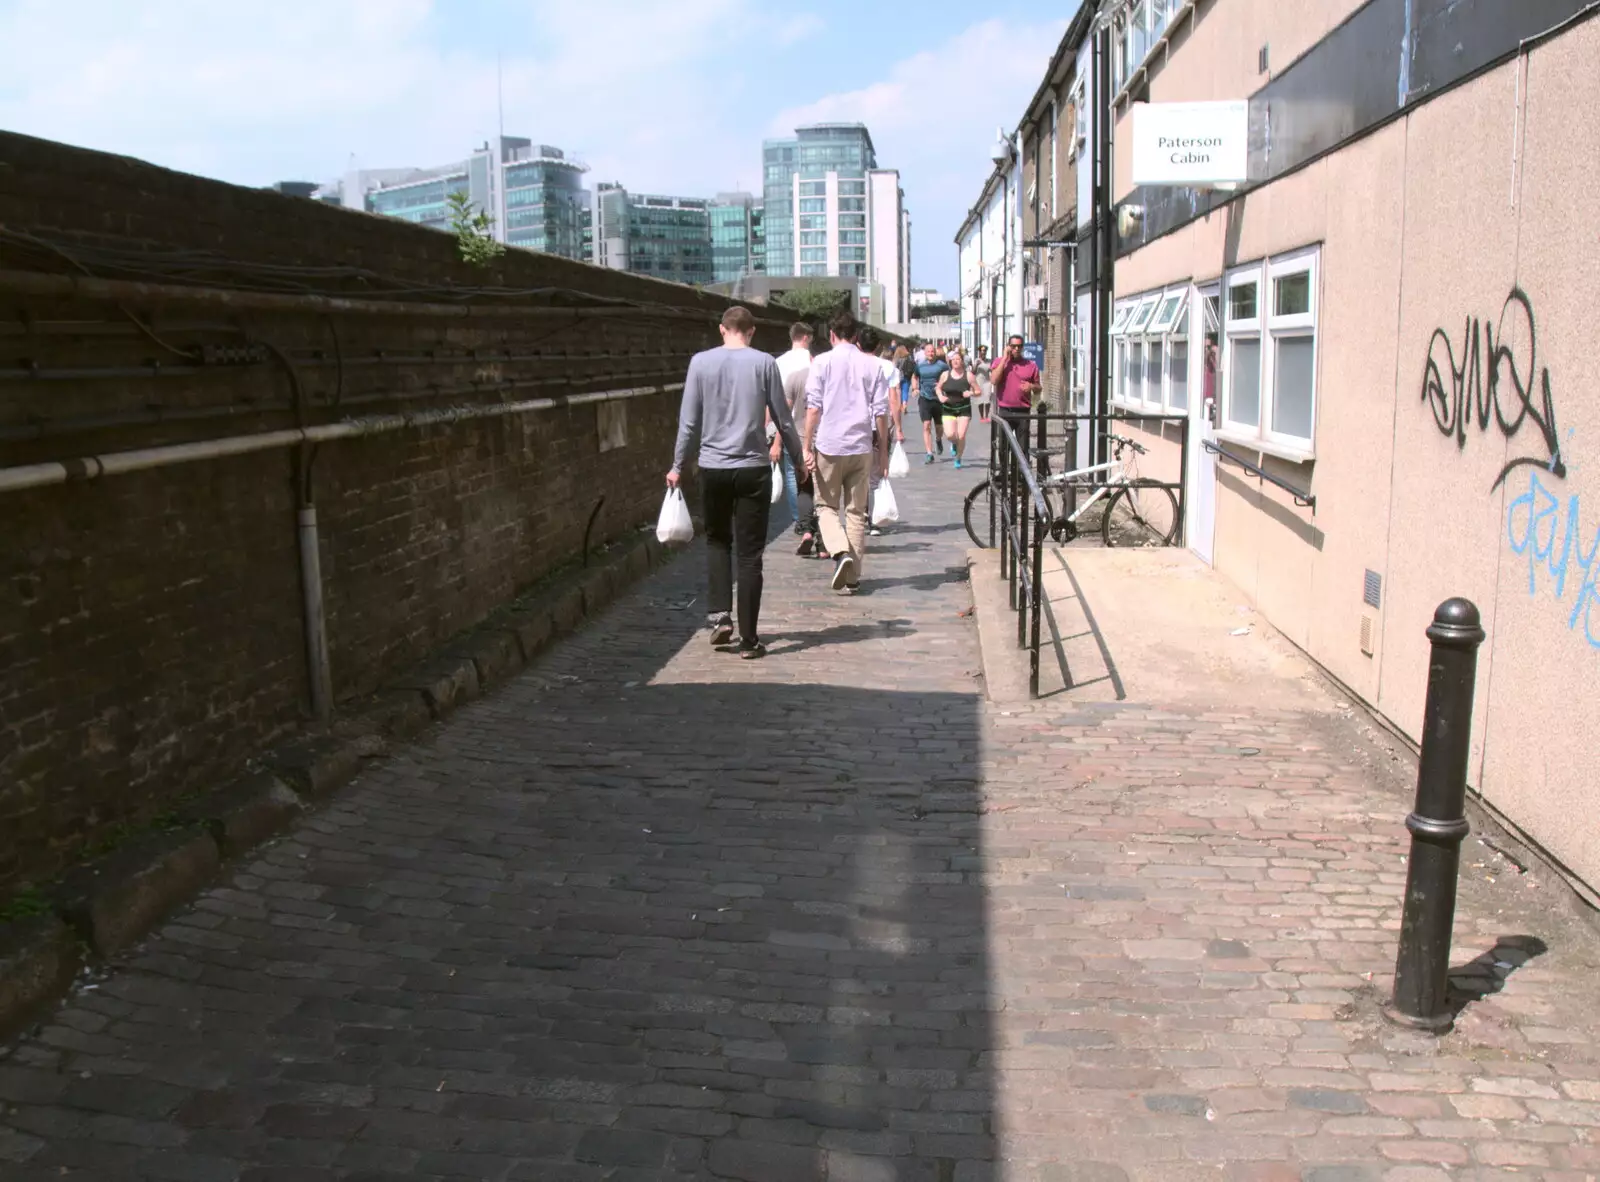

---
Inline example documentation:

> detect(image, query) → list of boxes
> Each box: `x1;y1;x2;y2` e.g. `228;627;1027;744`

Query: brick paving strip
2;426;1599;1181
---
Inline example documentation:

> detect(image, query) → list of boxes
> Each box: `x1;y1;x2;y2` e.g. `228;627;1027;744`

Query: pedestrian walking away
803;311;890;594
894;345;915;420
781;336;826;561
773;321;815;531
866;329;903;536
935;351;975;469
915;347;949;463
669;305;804;659
990;333;1041;452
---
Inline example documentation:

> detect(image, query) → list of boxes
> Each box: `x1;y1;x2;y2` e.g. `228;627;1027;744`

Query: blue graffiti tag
1506;468;1600;648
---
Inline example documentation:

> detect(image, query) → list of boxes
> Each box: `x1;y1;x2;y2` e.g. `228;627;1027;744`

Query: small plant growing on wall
447;190;506;267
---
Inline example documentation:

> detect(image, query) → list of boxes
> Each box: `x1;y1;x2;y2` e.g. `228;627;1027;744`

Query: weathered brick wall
0;131;783;892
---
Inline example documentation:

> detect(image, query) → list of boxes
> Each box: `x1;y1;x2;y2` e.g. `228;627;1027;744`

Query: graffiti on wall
1420;286;1565;491
1506;471;1599;649
1421;286;1595;648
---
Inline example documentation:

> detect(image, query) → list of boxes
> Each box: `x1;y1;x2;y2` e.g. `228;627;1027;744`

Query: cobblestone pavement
3;428;1599;1181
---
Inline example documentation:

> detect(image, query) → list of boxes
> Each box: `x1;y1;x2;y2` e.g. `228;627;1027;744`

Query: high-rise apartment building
315;137;591;262
708;192;765;286
590;185;714;286
761;124;910;323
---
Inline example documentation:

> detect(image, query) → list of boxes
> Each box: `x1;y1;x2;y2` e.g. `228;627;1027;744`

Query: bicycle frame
1044;450;1134;528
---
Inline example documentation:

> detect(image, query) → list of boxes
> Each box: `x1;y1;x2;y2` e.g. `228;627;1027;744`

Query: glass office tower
348;138;590;262
709;192;765;285
591;186;714;287
761;124;877;279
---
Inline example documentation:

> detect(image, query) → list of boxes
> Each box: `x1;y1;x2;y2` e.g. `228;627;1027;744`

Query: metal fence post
1017;465;1029;650
1385;597;1486;1033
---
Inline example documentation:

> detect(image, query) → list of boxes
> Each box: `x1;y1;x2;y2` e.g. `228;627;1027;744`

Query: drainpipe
298;501;334;722
1093;15;1114;468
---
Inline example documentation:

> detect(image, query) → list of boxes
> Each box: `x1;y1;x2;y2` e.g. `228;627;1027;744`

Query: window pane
1274;271;1310;317
1145;341;1162;404
1127;297;1158;333
1150;291;1183;332
1229;281;1257;322
1129;341;1144;402
1273;336;1315;439
1230;338;1261;426
1169;339;1189;409
1111;303;1132;334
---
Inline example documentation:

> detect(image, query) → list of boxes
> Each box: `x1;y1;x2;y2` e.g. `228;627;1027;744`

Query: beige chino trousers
812;451;872;581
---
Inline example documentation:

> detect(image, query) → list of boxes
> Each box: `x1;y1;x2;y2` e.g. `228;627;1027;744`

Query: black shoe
831;554;857;591
709;613;733;647
739;639;766;660
796;532;816;556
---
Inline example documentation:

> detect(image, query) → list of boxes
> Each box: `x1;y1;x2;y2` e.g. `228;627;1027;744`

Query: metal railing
1203;439;1316;509
984;408;1190;698
990;413;1053;698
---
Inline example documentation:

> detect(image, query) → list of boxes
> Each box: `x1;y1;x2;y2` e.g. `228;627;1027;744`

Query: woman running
935;352;975;468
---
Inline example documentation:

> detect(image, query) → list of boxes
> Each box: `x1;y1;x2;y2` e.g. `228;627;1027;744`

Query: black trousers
996;407;1032;456
702;466;772;643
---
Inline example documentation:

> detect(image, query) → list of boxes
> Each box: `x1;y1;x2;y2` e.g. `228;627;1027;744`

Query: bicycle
962;432;1180;549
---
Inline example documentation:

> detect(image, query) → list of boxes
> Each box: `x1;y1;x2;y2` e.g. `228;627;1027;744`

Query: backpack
898;356;916;382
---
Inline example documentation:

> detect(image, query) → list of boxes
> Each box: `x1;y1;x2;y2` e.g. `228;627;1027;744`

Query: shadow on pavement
1446;934;1550;1019
763;620;918;656
0;683;995;1182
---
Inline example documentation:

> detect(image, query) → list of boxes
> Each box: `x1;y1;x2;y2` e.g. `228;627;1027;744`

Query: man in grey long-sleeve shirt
667;305;805;658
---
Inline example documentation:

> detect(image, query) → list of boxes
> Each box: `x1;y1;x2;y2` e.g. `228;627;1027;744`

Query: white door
1188;285;1220;565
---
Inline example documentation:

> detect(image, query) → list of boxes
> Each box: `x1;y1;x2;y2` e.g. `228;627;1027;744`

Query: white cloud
775;13;826;45
771;17;1067;290
0;3;1063;292
0;0;784;197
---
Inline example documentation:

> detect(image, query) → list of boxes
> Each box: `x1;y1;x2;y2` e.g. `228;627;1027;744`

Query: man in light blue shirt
802;311;890;593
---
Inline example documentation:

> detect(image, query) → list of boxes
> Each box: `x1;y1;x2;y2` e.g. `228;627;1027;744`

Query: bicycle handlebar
1108;433;1148;456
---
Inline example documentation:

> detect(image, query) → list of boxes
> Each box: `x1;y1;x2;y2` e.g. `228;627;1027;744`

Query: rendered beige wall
1110;9;1600;893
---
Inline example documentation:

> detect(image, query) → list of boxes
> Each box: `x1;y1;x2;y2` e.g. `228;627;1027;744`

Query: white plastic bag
871;479;901;526
770;462;783;504
888;440;910;479
655;487;694;545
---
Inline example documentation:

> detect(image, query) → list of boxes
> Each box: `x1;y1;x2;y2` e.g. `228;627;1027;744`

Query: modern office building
314;137;591;261
590;185;714;286
708;192;765;286
762;124;910;324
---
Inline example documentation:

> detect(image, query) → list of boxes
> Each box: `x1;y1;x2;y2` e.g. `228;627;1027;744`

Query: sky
0;0;1070;296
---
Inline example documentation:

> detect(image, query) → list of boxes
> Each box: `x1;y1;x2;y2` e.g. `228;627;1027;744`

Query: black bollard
1385;597;1486;1032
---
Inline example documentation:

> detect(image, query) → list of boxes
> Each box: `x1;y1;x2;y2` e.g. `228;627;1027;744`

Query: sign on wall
1131;101;1248;187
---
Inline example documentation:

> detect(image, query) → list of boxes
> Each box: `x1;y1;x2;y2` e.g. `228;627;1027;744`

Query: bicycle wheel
963;479;995;549
1101;479;1180;547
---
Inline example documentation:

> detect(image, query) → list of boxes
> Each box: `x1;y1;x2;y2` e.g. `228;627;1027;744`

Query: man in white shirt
771;322;814;532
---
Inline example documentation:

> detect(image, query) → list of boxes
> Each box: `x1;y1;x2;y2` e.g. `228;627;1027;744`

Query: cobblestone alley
3;431;1599;1182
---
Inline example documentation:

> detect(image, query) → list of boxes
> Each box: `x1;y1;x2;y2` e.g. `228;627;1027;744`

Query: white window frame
1069;78;1087;162
1164;300;1191;414
1219;246;1320;459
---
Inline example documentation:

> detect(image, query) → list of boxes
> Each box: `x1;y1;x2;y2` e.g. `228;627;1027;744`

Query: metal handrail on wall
1203;439;1316;509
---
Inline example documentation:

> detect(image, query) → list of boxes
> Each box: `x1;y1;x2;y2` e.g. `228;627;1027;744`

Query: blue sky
0;1;1070;294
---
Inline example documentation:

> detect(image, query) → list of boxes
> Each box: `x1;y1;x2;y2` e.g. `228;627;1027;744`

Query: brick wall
0;131;785;892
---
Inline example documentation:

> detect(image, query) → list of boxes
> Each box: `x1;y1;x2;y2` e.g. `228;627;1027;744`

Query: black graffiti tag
1420;286;1566;491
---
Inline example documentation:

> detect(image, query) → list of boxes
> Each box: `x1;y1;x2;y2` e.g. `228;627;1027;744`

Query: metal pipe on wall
297;505;334;722
0;383;683;496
